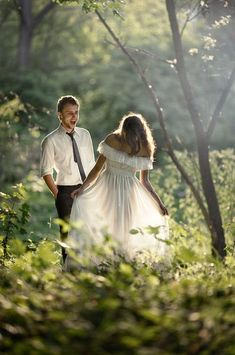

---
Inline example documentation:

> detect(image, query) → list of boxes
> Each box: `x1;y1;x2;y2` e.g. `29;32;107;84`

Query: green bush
0;149;234;354
0;239;234;354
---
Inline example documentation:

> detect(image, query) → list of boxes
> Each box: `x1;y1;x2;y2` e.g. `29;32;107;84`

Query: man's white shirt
40;124;95;185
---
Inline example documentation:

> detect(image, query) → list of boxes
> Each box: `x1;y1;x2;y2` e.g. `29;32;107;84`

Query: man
40;95;95;262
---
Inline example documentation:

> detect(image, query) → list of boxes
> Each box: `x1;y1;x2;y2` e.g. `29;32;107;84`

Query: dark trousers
55;184;81;263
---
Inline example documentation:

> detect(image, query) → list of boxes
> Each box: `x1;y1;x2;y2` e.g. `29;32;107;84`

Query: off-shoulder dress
67;141;169;262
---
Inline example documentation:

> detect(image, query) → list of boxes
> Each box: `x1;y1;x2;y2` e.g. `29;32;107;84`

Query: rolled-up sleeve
86;132;95;170
40;137;54;177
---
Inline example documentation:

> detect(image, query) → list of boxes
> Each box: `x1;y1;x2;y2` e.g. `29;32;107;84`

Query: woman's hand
71;187;83;199
70;154;106;200
139;170;169;216
159;202;169;216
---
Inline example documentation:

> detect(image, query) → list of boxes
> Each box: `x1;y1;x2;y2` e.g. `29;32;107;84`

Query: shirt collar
58;124;80;137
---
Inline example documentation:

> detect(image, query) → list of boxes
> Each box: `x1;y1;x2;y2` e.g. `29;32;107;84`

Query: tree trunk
17;0;33;69
16;0;55;70
18;20;33;69
197;134;226;258
165;0;226;259
96;6;227;259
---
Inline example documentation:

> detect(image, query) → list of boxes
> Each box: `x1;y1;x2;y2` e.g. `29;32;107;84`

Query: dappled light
0;0;234;353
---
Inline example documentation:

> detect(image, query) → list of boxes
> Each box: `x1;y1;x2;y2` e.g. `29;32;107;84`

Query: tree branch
33;1;56;29
207;63;235;139
166;0;204;137
95;9;210;227
166;1;226;258
105;40;174;66
180;0;202;37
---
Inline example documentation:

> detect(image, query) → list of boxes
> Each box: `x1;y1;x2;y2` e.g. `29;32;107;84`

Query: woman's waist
105;165;135;176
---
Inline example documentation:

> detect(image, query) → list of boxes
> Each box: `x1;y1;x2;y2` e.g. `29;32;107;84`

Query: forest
0;0;234;353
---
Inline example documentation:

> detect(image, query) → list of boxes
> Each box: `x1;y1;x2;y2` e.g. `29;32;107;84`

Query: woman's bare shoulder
104;133;150;157
105;133;132;153
104;133;121;149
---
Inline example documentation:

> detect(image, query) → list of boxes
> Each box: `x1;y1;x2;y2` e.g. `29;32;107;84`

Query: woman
66;113;169;266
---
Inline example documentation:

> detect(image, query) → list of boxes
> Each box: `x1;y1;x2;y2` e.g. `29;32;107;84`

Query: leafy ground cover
0;150;234;354
0;240;234;354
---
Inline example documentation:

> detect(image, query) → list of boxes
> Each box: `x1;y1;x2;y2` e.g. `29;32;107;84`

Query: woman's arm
71;154;106;198
140;170;168;216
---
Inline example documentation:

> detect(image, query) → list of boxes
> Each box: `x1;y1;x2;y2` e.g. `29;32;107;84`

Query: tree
14;0;56;69
60;0;235;258
164;0;234;258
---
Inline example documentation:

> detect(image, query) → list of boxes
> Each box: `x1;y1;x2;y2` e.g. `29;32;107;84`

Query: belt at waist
57;184;82;193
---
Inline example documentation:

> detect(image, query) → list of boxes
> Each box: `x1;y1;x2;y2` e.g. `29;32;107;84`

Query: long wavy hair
115;113;156;159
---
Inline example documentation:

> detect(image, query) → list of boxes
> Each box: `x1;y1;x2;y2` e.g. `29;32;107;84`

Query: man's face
59;103;79;132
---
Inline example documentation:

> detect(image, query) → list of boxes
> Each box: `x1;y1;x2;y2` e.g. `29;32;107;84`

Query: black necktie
66;131;86;182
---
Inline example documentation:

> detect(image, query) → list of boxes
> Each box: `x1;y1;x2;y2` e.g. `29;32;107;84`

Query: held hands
71;187;83;199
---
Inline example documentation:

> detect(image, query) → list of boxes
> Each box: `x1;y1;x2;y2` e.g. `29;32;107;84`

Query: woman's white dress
66;141;169;265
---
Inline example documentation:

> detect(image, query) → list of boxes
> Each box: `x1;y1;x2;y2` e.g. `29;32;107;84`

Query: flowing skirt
66;166;169;266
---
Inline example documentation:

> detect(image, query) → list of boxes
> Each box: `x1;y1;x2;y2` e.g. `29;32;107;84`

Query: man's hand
43;175;58;198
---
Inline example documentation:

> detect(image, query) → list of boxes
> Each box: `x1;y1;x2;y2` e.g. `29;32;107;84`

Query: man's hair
57;95;80;112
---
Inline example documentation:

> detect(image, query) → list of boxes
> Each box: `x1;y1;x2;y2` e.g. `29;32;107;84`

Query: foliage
22;171;58;241
0;0;234;172
150;149;235;250
0;93;53;187
0;149;234;353
18;148;234;252
0;236;234;354
0;2;234;349
0;0;235;190
56;0;125;14
0;184;30;261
